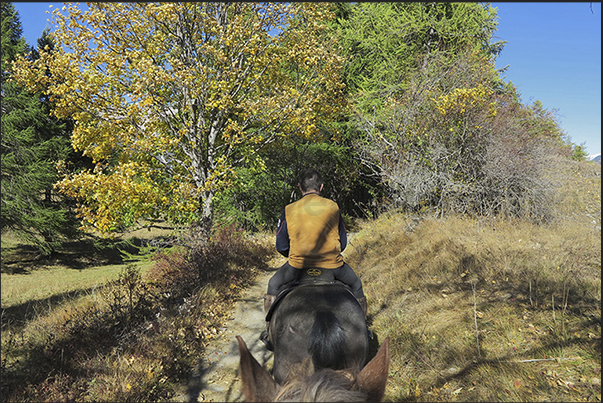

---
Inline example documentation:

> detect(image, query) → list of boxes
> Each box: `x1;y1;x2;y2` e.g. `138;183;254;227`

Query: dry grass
1;160;599;402
346;160;601;402
1;226;274;402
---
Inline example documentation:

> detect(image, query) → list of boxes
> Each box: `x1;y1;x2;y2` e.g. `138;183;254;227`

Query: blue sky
12;2;602;157
491;2;601;157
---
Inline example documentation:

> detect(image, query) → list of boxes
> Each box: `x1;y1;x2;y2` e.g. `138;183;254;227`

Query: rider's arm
276;210;290;257
339;213;347;252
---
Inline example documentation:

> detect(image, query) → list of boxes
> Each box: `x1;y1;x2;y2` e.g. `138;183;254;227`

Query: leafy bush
146;223;271;294
351;48;572;222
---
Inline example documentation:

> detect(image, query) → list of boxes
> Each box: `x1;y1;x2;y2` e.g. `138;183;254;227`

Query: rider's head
298;168;323;194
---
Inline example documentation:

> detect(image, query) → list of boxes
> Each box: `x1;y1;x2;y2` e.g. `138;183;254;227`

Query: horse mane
237;335;390;402
309;311;347;370
274;358;368;402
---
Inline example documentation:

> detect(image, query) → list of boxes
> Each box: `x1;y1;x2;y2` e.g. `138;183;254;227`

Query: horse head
237;335;390;402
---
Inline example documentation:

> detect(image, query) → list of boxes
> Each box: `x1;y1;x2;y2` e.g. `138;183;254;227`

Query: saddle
265;268;353;323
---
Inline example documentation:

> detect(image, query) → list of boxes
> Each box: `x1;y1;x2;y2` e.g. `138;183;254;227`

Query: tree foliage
337;2;573;221
1;4;82;254
7;1;587;238
12;2;347;236
338;2;503;114
213;135;382;231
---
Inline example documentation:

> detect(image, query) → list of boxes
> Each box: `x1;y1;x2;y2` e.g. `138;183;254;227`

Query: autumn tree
1;4;82;255
13;2;346;237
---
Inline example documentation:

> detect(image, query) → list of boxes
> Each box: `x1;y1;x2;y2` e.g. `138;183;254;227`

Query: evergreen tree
1;3;81;255
335;2;570;221
338;2;504;115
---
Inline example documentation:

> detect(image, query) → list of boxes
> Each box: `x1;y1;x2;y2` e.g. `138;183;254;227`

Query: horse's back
270;283;369;384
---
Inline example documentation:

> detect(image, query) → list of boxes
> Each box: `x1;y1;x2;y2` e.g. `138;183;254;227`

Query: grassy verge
1;225;274;402
2;262;153;308
1;160;599;402
1;225;172;330
346;160;601;402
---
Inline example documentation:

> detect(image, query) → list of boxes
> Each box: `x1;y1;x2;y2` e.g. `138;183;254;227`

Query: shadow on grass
1;235;176;274
1;226;277;402
373;274;601;402
427;335;601;394
1;285;108;332
0;292;160;402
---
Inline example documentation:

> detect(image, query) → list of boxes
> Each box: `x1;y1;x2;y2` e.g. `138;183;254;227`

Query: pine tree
1;3;82;255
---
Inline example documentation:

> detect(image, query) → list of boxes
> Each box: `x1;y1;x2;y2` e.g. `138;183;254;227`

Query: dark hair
299;168;322;193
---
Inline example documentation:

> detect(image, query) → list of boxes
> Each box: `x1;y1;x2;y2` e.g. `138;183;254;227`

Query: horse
237;335;390;402
266;282;371;384
236;274;390;401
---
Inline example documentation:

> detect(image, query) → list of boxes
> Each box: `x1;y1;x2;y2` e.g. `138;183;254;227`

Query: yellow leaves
434;84;494;117
488;101;498;118
202;156;236;193
140;97;153;107
304;123;318;138
414;382;422;398
11;50;54;94
56;161;162;234
16;2;345;234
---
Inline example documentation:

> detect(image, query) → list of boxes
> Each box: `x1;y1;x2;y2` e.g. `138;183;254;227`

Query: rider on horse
261;168;368;350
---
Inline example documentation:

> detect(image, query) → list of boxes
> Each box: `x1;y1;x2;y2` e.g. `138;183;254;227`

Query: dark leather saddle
265;268;351;322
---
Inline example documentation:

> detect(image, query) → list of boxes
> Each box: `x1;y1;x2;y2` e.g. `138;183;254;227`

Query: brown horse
237;335;390;402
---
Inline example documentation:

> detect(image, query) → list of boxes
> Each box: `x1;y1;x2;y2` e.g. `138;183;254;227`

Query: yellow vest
285;193;343;269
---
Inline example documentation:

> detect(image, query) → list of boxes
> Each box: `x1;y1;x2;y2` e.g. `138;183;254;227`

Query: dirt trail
171;235;358;402
171;259;283;402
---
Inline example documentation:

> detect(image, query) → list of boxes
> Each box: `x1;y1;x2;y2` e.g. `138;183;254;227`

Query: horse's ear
356;337;390;402
236;335;278;402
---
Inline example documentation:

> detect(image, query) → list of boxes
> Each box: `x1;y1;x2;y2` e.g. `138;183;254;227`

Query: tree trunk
186;190;214;250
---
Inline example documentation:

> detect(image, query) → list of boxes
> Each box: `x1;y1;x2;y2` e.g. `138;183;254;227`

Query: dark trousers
267;261;365;300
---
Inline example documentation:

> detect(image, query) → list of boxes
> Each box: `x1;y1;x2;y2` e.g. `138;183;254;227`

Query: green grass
1;224;169;328
1;262;154;309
